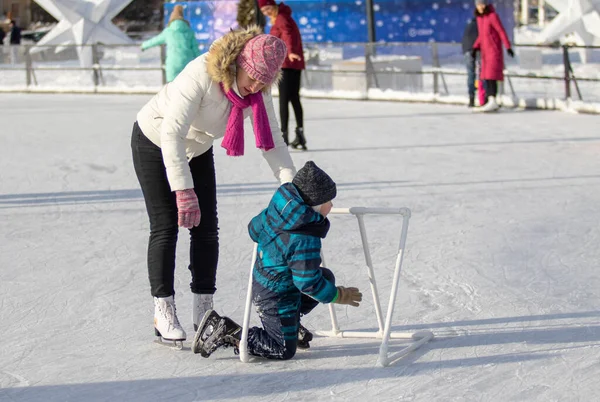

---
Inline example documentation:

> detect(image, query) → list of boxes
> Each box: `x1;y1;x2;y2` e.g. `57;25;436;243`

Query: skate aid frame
239;207;433;367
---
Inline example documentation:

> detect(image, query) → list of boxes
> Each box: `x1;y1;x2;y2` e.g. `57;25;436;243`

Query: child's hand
334;286;362;307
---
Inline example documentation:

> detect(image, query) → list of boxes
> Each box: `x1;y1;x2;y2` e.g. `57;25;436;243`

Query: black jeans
131;122;219;297
485;80;498;98
278;68;303;133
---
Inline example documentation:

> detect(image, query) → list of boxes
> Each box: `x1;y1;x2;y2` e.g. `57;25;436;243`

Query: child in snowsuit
193;161;362;360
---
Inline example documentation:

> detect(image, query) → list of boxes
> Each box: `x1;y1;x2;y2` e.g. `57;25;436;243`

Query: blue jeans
464;51;476;97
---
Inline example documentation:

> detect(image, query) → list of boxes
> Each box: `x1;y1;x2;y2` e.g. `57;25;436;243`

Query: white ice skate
192;293;213;332
473;96;500;113
154;296;186;350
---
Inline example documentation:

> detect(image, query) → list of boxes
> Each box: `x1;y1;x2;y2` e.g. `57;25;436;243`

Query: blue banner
165;0;514;47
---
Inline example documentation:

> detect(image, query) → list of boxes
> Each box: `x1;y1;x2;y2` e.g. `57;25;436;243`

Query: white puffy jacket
136;27;295;191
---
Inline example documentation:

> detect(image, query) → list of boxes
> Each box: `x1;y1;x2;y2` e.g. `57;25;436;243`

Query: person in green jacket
141;5;201;82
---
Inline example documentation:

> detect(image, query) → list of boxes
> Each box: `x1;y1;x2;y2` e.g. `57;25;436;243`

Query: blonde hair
168;5;185;26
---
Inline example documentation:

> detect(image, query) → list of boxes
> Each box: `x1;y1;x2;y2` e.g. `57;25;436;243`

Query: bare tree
237;0;265;29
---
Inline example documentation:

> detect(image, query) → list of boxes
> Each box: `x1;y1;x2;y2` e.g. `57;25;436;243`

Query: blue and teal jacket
248;183;338;319
141;19;201;82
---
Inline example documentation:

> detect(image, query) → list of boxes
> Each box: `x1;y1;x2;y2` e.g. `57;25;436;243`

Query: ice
1;94;600;400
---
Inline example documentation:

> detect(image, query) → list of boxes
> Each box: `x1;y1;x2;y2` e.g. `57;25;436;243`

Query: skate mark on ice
0;371;29;387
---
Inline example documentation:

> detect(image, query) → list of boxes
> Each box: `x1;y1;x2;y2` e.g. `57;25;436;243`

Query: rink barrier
1;42;599;114
239;206;434;367
0;83;597;114
0;84;598;114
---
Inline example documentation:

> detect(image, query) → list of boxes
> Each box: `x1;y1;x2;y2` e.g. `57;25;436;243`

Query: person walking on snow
259;0;307;150
131;26;296;346
192;161;363;359
141;5;201;83
472;0;514;113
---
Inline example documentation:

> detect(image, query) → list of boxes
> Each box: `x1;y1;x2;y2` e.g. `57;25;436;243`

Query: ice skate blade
154;337;185;350
192;309;220;355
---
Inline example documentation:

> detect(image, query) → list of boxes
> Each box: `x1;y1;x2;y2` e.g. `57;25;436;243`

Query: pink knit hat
237;34;287;84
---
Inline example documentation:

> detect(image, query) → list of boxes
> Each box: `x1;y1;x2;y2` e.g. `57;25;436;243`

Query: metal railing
300;42;600;104
1;42;599;104
0;43;167;89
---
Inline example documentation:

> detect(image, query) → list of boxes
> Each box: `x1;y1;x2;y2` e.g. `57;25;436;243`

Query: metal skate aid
239;206;434;366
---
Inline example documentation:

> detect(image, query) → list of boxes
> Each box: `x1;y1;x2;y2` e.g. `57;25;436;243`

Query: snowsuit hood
169;18;191;31
249;183;330;246
207;25;282;93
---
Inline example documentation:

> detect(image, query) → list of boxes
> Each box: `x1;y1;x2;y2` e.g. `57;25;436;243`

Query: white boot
474;96;500;113
154;296;186;341
192;294;214;331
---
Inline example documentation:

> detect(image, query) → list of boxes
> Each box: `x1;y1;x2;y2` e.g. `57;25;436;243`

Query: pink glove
175;189;201;228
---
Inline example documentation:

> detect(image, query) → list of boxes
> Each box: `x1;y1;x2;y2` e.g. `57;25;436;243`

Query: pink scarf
220;83;274;156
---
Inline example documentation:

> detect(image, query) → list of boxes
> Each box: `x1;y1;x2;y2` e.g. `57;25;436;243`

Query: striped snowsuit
246;183;338;360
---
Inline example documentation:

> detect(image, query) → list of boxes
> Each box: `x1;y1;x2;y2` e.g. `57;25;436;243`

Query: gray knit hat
475;0;488;5
292;161;337;206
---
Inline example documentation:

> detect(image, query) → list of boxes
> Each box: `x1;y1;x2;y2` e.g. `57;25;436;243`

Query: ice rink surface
1;94;600;401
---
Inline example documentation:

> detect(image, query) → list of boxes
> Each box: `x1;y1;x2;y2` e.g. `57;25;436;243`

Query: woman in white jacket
131;26;295;345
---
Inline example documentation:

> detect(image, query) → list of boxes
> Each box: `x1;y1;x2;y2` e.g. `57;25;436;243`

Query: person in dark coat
472;0;514;112
462;18;479;107
8;20;21;44
259;0;307;150
192;161;363;360
8;20;21;64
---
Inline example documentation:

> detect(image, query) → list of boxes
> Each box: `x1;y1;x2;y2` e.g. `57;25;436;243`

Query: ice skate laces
208;318;237;353
159;299;182;331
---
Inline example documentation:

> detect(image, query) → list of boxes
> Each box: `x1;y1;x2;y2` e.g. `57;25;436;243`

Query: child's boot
192;310;241;357
297;323;313;349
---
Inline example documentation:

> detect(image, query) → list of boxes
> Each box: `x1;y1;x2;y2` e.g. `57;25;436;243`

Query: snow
2;94;600;401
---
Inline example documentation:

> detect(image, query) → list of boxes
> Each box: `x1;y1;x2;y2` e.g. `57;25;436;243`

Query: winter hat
292;161;337;206
474;0;488;5
258;0;277;8
237;34;286;85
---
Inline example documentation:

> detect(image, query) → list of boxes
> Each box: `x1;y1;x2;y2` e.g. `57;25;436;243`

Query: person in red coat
472;0;514;112
259;0;307;150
